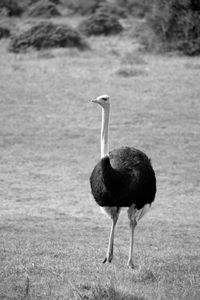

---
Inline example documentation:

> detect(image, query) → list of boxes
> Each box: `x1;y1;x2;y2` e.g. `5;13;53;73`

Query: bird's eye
102;98;107;101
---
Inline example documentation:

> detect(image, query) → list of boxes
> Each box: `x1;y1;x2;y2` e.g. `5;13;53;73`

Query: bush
63;0;106;15
27;0;61;18
30;0;61;4
146;0;200;55
9;21;88;53
16;0;60;11
0;0;23;16
50;0;60;4
115;0;153;17
79;11;123;36
97;2;127;18
0;26;10;39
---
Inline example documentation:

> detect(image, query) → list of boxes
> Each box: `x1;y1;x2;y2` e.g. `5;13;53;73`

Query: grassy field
0;16;200;300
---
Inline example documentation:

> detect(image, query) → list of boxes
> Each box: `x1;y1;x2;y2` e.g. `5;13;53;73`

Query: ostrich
90;95;156;268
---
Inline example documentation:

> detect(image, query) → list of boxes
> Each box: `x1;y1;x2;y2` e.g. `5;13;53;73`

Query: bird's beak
91;98;98;103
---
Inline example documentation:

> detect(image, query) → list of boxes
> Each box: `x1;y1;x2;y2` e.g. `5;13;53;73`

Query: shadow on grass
1;276;30;300
72;282;146;300
115;66;148;77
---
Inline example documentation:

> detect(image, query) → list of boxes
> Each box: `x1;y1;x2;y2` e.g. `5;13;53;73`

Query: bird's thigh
100;206;121;219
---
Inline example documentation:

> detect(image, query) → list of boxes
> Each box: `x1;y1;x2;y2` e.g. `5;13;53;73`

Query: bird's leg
127;218;137;269
103;216;117;263
103;209;119;264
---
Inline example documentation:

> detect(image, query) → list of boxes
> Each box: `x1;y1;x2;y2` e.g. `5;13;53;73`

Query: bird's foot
127;259;136;269
103;254;113;264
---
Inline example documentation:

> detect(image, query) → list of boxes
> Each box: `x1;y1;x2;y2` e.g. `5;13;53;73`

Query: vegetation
27;0;61;18
0;1;200;299
62;0;152;17
64;0;106;15
115;0;153;17
9;21;88;53
1;0;200;56
0;26;10;39
96;2;127;18
0;0;23;16
79;10;123;36
30;0;61;4
146;0;200;55
0;34;199;297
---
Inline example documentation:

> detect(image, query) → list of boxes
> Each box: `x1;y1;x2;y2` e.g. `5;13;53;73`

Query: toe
103;255;113;264
127;260;135;269
102;257;107;264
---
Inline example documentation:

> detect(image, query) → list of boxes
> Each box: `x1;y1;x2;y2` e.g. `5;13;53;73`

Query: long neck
101;105;110;158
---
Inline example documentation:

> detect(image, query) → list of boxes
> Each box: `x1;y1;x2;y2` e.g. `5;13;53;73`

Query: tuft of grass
184;62;200;70
37;50;55;59
121;51;147;65
72;281;146;300
116;66;147;77
1;275;31;300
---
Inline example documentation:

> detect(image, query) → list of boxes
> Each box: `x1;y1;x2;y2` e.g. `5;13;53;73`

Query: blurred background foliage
1;0;200;55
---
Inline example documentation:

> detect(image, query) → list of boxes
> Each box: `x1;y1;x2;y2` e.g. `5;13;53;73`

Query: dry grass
116;66;148;77
0;16;200;300
120;51;147;65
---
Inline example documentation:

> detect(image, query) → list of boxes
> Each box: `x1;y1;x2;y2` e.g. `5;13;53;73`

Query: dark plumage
90;94;156;268
90;146;156;209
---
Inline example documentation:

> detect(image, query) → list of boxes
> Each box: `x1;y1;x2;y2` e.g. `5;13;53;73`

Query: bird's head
91;94;110;108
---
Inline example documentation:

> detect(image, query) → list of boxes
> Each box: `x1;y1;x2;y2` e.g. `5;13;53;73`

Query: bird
90;94;156;269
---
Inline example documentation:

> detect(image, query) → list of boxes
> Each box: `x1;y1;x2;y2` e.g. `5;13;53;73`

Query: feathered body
90;94;156;268
90;146;156;209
